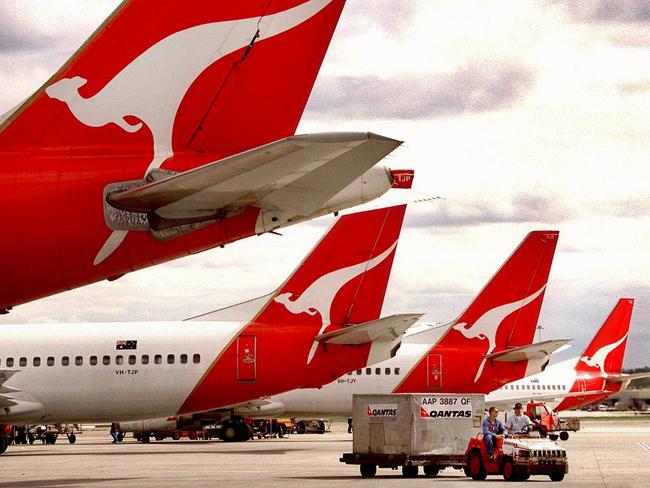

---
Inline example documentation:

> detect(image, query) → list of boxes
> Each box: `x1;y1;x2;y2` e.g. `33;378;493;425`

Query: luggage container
341;393;485;477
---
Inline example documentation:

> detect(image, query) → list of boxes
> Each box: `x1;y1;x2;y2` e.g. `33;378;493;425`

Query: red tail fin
257;204;407;331
443;231;559;352
395;231;559;394
576;298;634;377
555;298;634;412
0;0;344;165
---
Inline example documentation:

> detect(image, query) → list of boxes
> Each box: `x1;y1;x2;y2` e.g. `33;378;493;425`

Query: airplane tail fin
444;230;559;350
0;0;345;165
554;299;634;412
394;231;559;394
576;298;634;377
256;204;406;325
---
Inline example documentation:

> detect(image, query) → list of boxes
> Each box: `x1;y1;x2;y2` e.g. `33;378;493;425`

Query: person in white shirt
505;402;533;434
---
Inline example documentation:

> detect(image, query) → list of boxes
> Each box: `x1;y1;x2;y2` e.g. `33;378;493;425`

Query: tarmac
2;418;650;487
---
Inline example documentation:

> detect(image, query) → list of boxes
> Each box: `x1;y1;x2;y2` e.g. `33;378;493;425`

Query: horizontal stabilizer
486;339;572;363
107;132;401;227
185;293;273;322
316;314;422;345
606;372;650;383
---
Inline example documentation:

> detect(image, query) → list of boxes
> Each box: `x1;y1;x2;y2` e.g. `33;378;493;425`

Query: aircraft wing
107;132;401;233
0;370;19;408
606;372;650;382
485;339;572;363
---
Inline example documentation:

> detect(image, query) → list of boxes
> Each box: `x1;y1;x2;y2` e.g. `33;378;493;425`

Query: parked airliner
0;205;419;454
0;0;411;312
487;298;650;411
120;230;566;435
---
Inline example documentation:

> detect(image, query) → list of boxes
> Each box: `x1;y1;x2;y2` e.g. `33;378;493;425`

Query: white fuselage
485;360;578;410
0;321;244;423
273;324;444;417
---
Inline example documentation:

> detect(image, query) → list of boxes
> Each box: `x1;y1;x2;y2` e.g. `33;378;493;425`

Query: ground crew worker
482;406;506;459
505;402;533;434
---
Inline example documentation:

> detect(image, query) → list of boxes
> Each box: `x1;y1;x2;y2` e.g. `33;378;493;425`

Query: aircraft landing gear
0;431;8;454
220;420;252;442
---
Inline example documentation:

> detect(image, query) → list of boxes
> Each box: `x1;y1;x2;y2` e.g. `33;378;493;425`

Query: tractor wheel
360;464;376;477
0;432;8;454
549;434;559;441
155;433;165;441
468;450;487;480
171;432;181;441
550;472;565;481
560;431;569;441
45;433;57;445
423;465;439;477
68;433;76;444
502;458;516;481
316;421;325;434
401;465;418;478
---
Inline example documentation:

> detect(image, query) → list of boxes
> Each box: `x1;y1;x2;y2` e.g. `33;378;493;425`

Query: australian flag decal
116;340;137;350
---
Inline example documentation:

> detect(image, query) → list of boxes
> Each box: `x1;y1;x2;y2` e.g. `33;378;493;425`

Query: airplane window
128;355;136;365
6;358;13;367
116;355;124;365
75;356;83;366
365;368;372;375
180;354;188;364
395;367;400;375
516;385;520;390
193;354;200;364
385;368;391;375
154;354;162;365
62;356;70;366
167;354;175;364
526;385;530;390
90;356;97;366
33;357;41;367
375;368;381;375
141;355;149;365
103;355;110;365
19;357;27;367
542;385;546;390
347;372;352;376
47;357;54;367
356;369;362;375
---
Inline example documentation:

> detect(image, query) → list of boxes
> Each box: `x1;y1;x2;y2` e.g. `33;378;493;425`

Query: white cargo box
352;393;485;456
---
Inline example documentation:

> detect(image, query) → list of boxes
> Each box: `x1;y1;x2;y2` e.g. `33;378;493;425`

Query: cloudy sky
2;1;649;368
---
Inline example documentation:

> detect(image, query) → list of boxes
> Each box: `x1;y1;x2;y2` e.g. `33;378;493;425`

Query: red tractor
465;430;568;481
526;402;578;441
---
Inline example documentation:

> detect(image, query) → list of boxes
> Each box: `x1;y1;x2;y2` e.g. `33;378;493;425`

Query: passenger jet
487;298;650;411
120;230;567;434
0;0;411;313
0;205;419;454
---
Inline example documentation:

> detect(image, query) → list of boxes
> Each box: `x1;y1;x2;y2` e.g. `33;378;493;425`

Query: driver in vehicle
505;402;534;434
482;406;506;459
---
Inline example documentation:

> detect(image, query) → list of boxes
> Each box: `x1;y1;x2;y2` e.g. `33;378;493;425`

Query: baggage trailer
341;393;485;477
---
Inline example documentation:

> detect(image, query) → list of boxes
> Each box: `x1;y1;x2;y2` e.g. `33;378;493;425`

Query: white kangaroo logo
580;333;628;377
45;0;334;265
275;241;398;364
453;285;546;382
